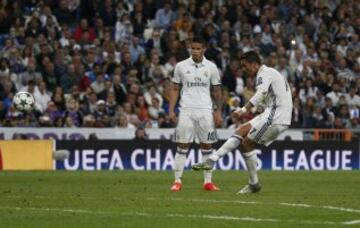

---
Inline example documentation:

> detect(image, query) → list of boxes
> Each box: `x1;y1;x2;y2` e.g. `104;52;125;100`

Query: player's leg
210;123;251;161
237;137;261;194
173;143;189;180
196;111;220;190
192;123;251;170
200;143;220;191
238;123;288;194
171;112;194;191
199;143;213;183
171;143;190;191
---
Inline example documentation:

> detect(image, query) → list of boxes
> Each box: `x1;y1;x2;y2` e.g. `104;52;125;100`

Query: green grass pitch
0;171;359;227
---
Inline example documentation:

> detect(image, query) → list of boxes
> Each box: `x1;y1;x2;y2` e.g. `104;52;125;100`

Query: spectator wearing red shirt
73;19;95;43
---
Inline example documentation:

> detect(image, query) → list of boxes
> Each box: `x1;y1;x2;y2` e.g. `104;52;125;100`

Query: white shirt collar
189;56;206;67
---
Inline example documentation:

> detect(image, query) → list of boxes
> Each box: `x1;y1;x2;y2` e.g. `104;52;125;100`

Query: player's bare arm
211;85;223;126
169;82;180;122
233;88;266;117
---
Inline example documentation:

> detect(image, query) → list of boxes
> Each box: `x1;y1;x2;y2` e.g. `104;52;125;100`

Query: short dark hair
192;36;205;45
240;51;261;64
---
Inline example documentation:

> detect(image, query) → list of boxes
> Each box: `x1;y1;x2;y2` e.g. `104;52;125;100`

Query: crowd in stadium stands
0;0;359;130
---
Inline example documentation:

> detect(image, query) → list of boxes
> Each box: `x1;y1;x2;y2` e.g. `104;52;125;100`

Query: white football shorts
248;112;288;146
175;109;217;144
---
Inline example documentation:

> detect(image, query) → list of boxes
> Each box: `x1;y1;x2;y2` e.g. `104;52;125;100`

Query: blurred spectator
34;81;51;113
144;85;163;107
154;2;173;30
326;82;344;106
148;97;165;120
13;133;28;139
112;74;127;105
19;60;42;89
135;95;149;121
73;19;95;43
129;36;145;64
346;86;360;107
44;100;62;125
81;114;95;127
116;114;135;129
134;126;147;140
292;98;303;128
146;29;163;57
63;98;81;127
123;101;140;126
115;13;133;43
90;73;105;95
88;132;98;140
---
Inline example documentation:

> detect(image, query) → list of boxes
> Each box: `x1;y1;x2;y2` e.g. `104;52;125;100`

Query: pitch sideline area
0;171;359;227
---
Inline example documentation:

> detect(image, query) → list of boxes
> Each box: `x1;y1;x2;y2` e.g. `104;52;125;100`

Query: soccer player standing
192;51;293;194
169;37;223;191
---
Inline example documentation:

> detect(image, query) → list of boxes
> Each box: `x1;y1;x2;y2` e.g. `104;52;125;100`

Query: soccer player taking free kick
192;51;293;194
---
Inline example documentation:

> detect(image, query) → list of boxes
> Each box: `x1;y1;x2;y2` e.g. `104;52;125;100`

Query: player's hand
169;111;177;123
213;110;223;127
233;107;246;118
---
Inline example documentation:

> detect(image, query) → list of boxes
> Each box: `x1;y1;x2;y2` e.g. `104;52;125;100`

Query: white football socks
174;148;188;183
243;150;259;185
209;135;243;161
201;149;213;184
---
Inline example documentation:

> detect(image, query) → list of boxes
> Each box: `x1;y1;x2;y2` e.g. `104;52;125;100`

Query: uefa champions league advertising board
55;140;360;171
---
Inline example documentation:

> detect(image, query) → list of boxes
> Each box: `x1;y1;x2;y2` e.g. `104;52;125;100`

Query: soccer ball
13;91;35;112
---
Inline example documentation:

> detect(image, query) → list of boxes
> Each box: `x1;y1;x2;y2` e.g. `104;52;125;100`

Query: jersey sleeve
172;64;182;84
210;65;221;85
249;72;272;106
255;70;271;92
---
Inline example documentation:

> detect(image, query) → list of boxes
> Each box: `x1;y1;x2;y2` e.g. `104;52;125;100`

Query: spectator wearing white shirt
289;49;303;76
235;68;244;95
90;73;105;95
326;82;344;106
164;56;177;76
116;114;135;128
34;81;51;113
336;37;348;57
144;85;163;107
346;87;360;107
276;57;293;82
299;79;318;104
148;53;168;82
115;14;133;43
146;29;163;57
148;97;165;120
40;5;60;28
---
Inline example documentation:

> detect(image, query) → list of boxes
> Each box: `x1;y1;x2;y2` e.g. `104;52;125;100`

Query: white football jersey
250;65;293;125
172;57;221;110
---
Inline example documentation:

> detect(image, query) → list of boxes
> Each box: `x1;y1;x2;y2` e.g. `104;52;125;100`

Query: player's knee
235;124;251;138
177;144;190;154
177;143;189;150
241;138;255;153
200;143;212;150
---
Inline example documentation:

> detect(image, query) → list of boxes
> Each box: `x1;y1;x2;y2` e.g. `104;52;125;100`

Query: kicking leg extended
192;123;261;194
192;123;251;170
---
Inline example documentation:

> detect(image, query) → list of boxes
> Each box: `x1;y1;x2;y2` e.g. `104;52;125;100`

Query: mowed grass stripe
0;205;349;226
0;171;359;228
4;195;360;214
